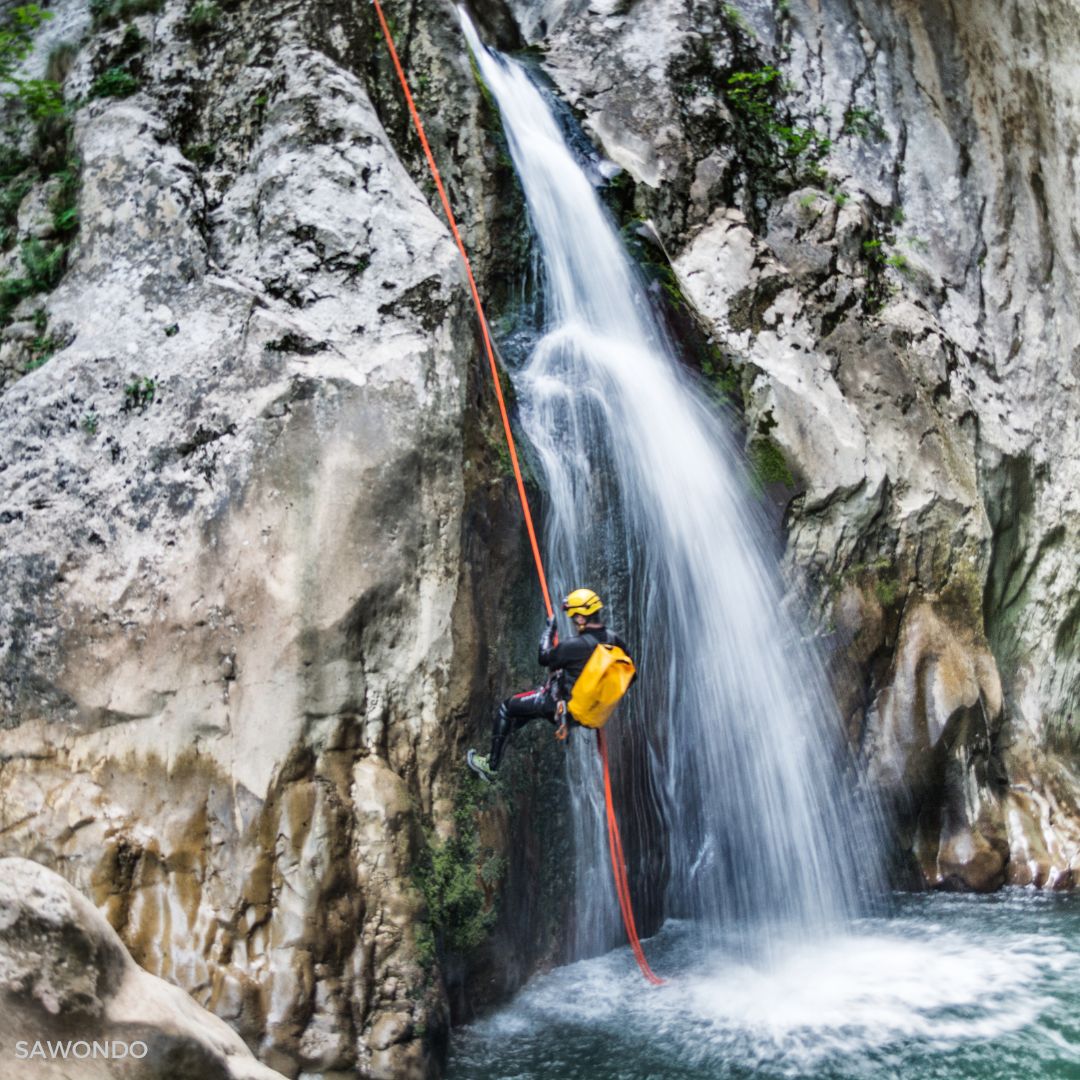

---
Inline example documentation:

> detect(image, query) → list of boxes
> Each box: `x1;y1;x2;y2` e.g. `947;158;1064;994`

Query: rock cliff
1;0;1079;1077
0;1;547;1077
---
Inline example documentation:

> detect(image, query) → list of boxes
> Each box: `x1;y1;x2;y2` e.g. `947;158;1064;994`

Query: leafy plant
862;237;884;262
89;67;139;99
22;331;62;371
725;66;831;184
52;203;78;235
182;141;217;166
414;773;502;966
842;106;886;141
21;238;65;290
123;375;156;410
185;2;222;34
0;11;81;335
81;411;99;435
0;6;63;121
885;252;912;276
874;576;901;607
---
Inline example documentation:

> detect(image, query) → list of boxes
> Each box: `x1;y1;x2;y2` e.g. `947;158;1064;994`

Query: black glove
539;614;557;655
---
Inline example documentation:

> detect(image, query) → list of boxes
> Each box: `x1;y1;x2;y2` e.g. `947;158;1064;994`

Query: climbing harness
373;0;664;987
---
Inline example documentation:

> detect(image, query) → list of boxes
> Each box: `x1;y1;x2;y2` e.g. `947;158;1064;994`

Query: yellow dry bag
567;637;636;729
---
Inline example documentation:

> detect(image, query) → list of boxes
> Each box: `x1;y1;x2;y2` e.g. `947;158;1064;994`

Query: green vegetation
22;333;59;371
724;66;831;185
749;435;795;488
81;411;99;435
182;141;217;166
0;6;64;120
721;3;753;35
89;0;164;28
885;251;912;276
486;429;514;479
123;375;156;410
841;106;886;141
185;2;222;35
874;576;901;607
0;8;81;339
89;67;139;99
414;773;502;966
860;221;919;310
832;556;904;609
700;349;742;404
0;239;65;321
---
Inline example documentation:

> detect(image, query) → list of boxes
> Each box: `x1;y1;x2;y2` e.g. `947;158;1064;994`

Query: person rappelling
466;588;636;782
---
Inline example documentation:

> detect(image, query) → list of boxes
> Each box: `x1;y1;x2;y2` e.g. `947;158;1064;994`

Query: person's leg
489;687;556;769
468;687;557;780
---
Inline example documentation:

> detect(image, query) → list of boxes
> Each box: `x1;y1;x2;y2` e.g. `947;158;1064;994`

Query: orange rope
371;0;552;618
598;729;666;985
373;0;662;987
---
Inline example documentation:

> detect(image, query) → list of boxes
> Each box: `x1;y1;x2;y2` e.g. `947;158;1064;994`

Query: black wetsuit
487;620;632;769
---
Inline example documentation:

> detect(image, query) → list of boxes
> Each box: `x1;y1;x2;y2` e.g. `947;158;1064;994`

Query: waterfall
460;12;884;961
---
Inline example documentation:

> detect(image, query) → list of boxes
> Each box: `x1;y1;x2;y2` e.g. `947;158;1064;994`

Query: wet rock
0;857;285;1079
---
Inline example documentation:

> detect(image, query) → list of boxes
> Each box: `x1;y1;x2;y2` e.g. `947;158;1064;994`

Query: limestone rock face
0;0;540;1077
519;0;1080;888
0;857;285;1079
2;0;1080;1074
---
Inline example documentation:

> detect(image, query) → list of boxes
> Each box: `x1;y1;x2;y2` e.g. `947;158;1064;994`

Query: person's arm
538;616;559;666
540;621;581;670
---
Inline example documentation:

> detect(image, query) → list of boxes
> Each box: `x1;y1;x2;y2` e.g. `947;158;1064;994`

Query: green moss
414;773;502;965
874;577;900;607
721;3;753;35
749;435;794;488
700;349;742;404
831;556;904;609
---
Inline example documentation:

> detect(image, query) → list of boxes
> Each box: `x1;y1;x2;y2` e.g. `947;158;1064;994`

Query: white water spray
460;12;883;959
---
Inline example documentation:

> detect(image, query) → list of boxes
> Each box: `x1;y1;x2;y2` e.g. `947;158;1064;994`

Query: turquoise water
448;891;1080;1079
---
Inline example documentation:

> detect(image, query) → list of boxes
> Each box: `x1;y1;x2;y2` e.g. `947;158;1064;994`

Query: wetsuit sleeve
538;615;556;658
540;638;576;670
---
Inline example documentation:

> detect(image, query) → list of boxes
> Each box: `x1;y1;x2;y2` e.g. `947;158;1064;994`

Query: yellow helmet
563;588;603;618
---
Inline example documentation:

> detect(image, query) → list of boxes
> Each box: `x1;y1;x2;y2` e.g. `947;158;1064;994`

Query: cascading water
460;12;884;960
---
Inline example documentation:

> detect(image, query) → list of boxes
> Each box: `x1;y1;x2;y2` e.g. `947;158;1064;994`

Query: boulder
0;857;285;1079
